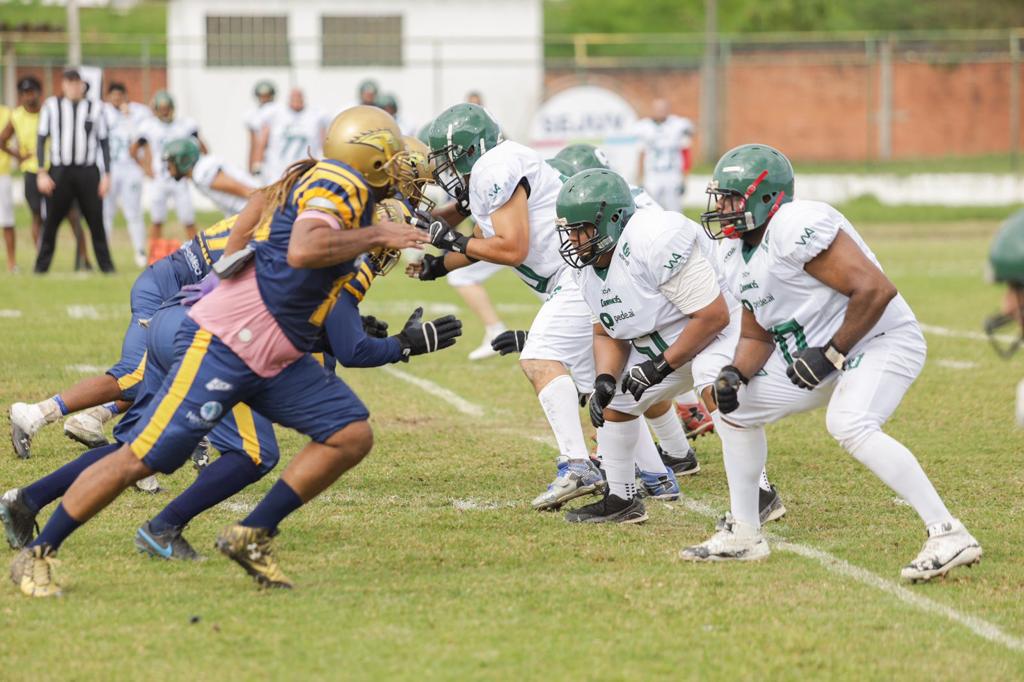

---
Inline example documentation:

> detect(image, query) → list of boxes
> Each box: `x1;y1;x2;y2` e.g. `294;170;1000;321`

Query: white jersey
630;185;661;210
191;154;257;216
469;140;566;294
244;101;274;133
137;115;200;179
718;199;917;363
634;115;694;179
261;105;329;182
575;209;708;356
102;102;148;172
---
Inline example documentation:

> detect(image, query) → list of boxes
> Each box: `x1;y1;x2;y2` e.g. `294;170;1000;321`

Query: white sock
848;431;953;528
34;398;62;424
597;420;639;499
84;404;115;423
712;411;767;528
645;409;689;456
676;390;698;403
633;424;667;474
759;469;772;492
537;374;589;461
485;322;507;338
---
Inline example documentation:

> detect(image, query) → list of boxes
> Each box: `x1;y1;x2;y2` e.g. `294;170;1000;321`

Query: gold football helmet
323;105;406;195
398;135;437;211
368;197;412;276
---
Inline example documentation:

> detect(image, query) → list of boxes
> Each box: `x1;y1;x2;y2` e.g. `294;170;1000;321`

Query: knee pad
825;408;877;454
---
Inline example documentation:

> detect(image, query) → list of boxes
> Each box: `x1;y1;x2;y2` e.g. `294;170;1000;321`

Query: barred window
322;15;403;66
206;15;290;67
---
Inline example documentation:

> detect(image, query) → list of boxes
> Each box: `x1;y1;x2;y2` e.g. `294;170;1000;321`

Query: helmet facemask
429;144;472;214
396;149;436;212
367;247;401;276
985;285;1024;359
556;208;616;269
701;170;788;240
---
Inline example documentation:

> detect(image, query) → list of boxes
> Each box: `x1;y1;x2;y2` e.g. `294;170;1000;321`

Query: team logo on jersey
487;183;501;198
200;401;224;422
599;312;615;329
205;378;233;392
600;294;622;307
739;280;759;292
795;227;816;246
664;252;683;270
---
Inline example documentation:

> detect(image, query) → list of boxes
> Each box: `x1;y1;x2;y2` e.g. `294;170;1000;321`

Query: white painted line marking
936;358;978;370
920;323;1013;344
528;434;557;449
218;500;255;514
451;498;517;511
0;309;22;318
362;301;461;316
382;366;485;417
65;364;107;373
673;494;1023;654
67;304;101;320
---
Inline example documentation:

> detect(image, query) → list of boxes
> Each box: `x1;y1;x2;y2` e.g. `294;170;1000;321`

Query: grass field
0;206;1023;680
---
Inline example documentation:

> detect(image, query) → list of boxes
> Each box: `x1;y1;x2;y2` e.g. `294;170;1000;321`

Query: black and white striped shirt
37;95;110;169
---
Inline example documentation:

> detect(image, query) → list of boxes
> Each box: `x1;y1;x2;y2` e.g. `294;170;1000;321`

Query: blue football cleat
636;466;680;500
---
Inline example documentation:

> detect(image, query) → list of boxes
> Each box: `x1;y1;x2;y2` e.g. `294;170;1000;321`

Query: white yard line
936;358;978;370
920;323;1012;344
673;495;1024;654
65;364;108;373
381;366;485;417
67;304;102;320
0;309;22;318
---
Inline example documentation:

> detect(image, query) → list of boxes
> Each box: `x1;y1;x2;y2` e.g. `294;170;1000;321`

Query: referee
34;68;115;273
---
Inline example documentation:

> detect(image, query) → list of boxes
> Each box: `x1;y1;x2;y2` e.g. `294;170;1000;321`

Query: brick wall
13;65;166;105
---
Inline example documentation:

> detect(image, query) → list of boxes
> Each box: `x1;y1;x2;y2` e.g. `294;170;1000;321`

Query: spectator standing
33;68;115;274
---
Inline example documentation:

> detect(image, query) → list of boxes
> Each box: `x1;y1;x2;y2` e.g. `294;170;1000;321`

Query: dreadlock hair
259;157;319;224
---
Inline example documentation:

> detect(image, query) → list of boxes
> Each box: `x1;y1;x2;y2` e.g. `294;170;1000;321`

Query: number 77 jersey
716;199;917;363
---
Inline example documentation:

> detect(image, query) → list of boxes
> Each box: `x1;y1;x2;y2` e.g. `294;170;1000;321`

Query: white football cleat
900;519;982;583
133;251;148;268
9;403;46;459
63;406;113;448
679;514;770;562
134;475;161;494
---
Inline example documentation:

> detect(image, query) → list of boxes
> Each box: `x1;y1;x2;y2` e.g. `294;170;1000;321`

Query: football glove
713;365;747;414
394;307;463;361
361;315;389;339
420;215;470;254
786;343;845;390
418;254;449;281
589;374;617;428
179;272;219;307
491;330;528;355
621;354;673;401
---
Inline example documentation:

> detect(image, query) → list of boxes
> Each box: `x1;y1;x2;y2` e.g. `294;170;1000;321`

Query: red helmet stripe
744;170;769;200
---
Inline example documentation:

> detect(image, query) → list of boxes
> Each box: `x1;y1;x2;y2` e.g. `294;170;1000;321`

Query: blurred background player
245;80;276;178
103;82;150;268
163;137;257;216
378;93;417;136
356;79;379;107
0;76;92;270
984;209;1024;425
0;100;13;272
254;87;328;184
634;98;694;212
132;90;205;242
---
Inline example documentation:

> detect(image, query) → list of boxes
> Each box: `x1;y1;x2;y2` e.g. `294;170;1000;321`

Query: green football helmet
162;137;200;180
426;103;503;213
555;168;635;269
554;143;611;174
701;143;794;240
253;80;276;99
984;210;1024;358
152;90;175;123
545;157;574;178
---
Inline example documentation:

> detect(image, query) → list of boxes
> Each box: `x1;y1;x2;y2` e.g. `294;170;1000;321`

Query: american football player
633;98;694;211
163;137;258;216
102;82;150;267
679;144;979;583
984;210;1024;423
255;88;329;183
8;106;428;597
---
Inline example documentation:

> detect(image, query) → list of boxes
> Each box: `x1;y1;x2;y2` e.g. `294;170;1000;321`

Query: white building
166;0;543;171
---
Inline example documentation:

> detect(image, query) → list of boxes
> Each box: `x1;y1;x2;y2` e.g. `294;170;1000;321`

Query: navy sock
21;443;121;514
150;452;262;533
242;479;303;533
29;503;81;551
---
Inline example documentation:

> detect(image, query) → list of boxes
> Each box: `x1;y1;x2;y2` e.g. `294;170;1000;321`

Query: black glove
418;254;449;281
713;365;747;414
491;330;528;355
621;354;673;401
394;307;463;361
423;216;470;254
589;374;617;428
360;315;389;339
786;343;844;390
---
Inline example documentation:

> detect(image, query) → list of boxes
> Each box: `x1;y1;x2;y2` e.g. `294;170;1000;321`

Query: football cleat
675;401;714;439
565;493;648;524
9;402;46;459
0;489;38;549
657;444;700;476
679;514;770;562
900;519;982;583
636;466;681;500
10;544;62;598
215;524;293;589
134;475;161;494
467;338;500;361
759;484;787;524
135;522;203;561
63;406;112;448
191;437;211;471
531;456;606;511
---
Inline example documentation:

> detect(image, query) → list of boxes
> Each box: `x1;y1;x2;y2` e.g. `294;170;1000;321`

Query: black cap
62;67;81;81
17;76;41;92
